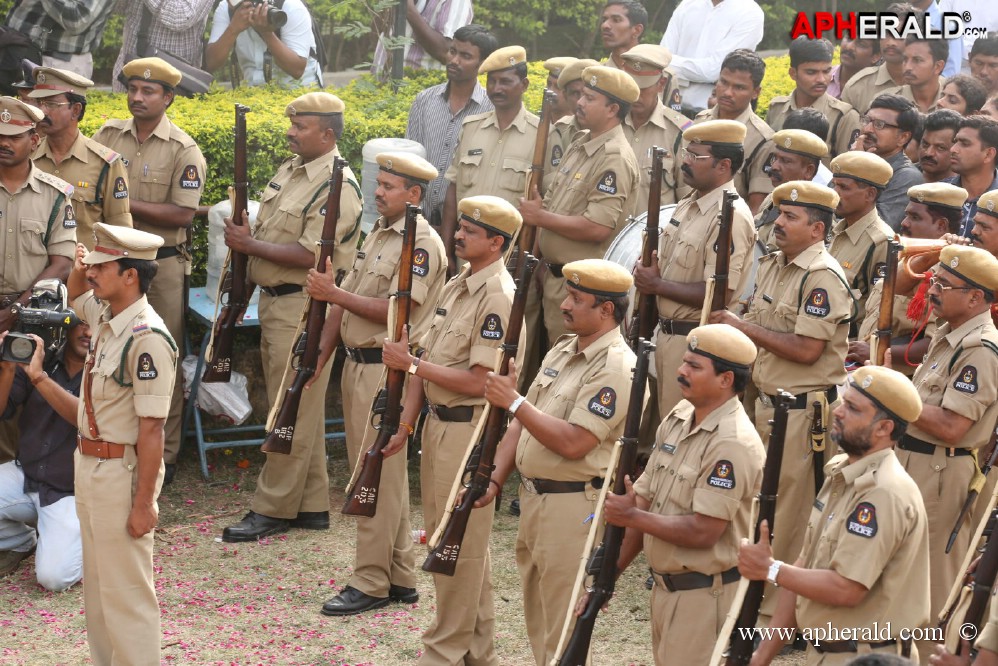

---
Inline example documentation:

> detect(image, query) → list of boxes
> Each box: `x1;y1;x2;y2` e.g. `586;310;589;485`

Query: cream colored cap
28;67;94;98
285;91;345;116
562;259;633;297
684;119;746;147
581;65;640;104
687;324;757;368
849;366;922;423
84;223;165;264
122;57;183;88
376;152;438;186
773;180;840;214
480;46;527;74
830;151;893;189
938;245;998;294
0;96;44;135
458;195;523;238
908;182;969;211
773;129;828;159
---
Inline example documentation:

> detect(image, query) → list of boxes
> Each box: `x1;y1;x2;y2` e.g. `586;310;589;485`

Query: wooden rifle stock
725;390;794;666
204;104;252;383
955;505;998;656
261;158;348;454
556;339;654;666
709;191;738;315
628;147;666;350
342;203;420;517
874;239;901;366
422;253;539;575
516;89;558;261
947;424;998;554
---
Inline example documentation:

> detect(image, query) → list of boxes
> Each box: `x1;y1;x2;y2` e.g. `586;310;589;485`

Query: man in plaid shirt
4;0;115;78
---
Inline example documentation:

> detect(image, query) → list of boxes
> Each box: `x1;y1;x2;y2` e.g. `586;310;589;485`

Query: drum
603;204;677;320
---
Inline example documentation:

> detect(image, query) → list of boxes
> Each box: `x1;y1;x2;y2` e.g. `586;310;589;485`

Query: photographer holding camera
0;320;87;589
205;0;322;88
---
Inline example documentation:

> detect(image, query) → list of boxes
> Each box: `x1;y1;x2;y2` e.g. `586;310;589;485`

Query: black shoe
509;498;520;516
221;511;290;542
388;584;418;604
320;586;390;616
163;463;177;486
289;511;330;530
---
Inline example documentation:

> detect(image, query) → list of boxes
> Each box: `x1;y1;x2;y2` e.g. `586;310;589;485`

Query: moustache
677;376;690;388
560;310;573;321
681;164;693;178
769;169;782;181
774;226;786;237
928;295;941;308
920;156;937;166
454;240;465;248
39;117;52;126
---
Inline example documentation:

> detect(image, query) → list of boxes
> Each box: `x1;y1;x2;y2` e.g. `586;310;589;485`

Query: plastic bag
181;355;252;425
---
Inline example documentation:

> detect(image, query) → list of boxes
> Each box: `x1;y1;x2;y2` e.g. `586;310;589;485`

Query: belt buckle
759;393;773;408
521;477;537;494
427;404;439;418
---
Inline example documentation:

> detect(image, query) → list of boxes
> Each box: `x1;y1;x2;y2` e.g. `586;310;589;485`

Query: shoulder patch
411;248;430;277
707;460;736;489
63;204;76;229
596;170;617;195
136;352;158;380
550;144;563;167
954;365;978;394
179;164;202;190
872;262;887;283
588;386;617;419
34;170;74;196
480;313;503;340
846;501;878;538
804;288;830;318
112;176;128;199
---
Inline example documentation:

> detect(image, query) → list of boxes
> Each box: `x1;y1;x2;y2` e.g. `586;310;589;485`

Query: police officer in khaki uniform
840;3;909;117
711;181;854;618
694;49;775;214
755;129;828;254
619;44;691;217
382;195;521;666
29;67;133;248
479;259;636;665
93;58;207;480
308;153;447;616
542;57;577;121
545;59;598;182
827;151;896;324
741;365;929;665
220;92;362;543
522;65;639;344
67;224;178;666
896;246;998;660
633;120;755;419
600;324;764;666
442;46;538;267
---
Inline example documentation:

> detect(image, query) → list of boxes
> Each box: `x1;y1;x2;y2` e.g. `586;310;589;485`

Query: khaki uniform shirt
0;164;76;294
694;105;775;202
246;149;363;288
516;327;636;481
420;258;515;407
840;63;903;116
339;212;447;349
633;396;765;575
73;292;177;445
93;115;207;247
656;180;756;321
622;99;692;216
538;124;639;264
795;449;930;635
746;242;854;395
828;209;894;317
444;105;539;205
754;192;780;254
766;92;862;162
543;115;581;192
893;79;944;114
907;311;998;450
32;132;133;250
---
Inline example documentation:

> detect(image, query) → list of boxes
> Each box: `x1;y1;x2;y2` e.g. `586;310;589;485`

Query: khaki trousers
146;254;185;464
251;292;333;517
650;576;738;666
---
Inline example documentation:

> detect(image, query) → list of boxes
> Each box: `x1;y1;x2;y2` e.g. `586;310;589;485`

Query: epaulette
34;170;74;197
168;122;198;149
768;95;791;108
525;113;540;129
759;251;779;264
462;111;492;126
86;137;121;165
746;112;775;138
666;106;693;132
99;118;129;131
826;96;857;114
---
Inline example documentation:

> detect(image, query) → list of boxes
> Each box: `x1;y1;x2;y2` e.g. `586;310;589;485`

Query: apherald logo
790;11;970;40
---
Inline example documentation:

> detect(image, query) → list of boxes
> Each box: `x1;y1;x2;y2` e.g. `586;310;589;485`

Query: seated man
0;321;88;590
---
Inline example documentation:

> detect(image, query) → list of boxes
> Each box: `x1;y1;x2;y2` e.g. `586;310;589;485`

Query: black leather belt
899;434;971;457
156;246;181;259
427;404;474;422
343;346;383;364
765;386;838;410
546;262;564;278
261;284;303;297
522;476;603;494
658;318;698;336
813;638;897;654
657;567;740;592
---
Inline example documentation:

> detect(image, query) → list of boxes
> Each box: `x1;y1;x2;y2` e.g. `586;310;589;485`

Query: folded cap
12;59;39;90
83;223;165;264
28;67;94;98
684;119;746;147
285;91;345;116
543;57;577;76
976;190;998;218
772;180;840;214
772;129;828;159
908;182;968;211
0;96;44;135
562;259;633;297
458;195;523;238
480;45;527;74
122;57;183;88
849;366;922;423
620;44;672;89
558;59;600;90
687;324;757;369
376;152;438;186
582;65;640;104
938;245;998;295
830;151;893;189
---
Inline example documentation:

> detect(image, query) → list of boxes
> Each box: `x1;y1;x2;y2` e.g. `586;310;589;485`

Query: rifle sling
764;386;837;410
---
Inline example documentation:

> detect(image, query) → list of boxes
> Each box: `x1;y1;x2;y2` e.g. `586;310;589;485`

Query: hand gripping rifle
712;390;793;666
872;238;901;366
554;339;654;666
422;252;539;576
204;104;252;383
509;89;558;272
627;147;666;350
261;157;348;454
342;203;419;517
701;190;737;325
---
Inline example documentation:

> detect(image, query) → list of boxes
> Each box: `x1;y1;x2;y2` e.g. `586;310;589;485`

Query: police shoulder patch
707;460;736;489
480;313;503;340
873;262;887;282
136;352;158;380
63;204;76;228
588;386;616;419
179;164;201;189
596;170;617;195
804;288;830;317
112;176;128;199
954;365;978;393
551;144;563;167
846;501;877;538
411;248;430;277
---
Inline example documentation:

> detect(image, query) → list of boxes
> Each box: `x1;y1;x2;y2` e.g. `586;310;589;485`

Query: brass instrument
897;237;950;280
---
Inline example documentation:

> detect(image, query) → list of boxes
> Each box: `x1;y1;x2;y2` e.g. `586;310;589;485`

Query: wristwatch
767;560;784;587
407;356;421;375
508;394;526;415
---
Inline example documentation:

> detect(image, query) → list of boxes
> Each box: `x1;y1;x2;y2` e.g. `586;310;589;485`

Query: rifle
873;238;901;366
342;203;419;517
627;147;666;350
204;104;252;383
720;390;794;666
512;89;558;267
951;505;998;656
810;398;827;494
261;157;348;455
947;425;998;554
422;252;539;576
702;190;737;325
555;339;654;666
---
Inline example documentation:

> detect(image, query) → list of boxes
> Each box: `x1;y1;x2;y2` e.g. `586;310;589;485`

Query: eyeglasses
859;115;899;131
927;276;976;293
37;100;70;111
681;147;713;162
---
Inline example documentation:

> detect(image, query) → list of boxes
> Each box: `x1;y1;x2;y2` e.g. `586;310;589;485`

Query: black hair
116;258;159;294
909;111;925;144
925;205;963;234
958;115;998;154
710;358;750;393
869;93;922;136
709;144;745;175
453;24;498;61
884;2;915;20
784;107;830;141
923;108;963;135
970;34;998;60
604;0;648;29
944;75;988;114
721;49;766;88
870;405;908;442
402;179;427;201
852;37;881;56
317;113;344;140
789;37;834;68
593;293;630;324
806;207;833;240
66;92;87;122
904;34;949;64
484;227;512;252
512;62;528;80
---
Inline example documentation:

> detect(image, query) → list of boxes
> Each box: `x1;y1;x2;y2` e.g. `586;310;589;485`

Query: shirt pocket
499;158;530;195
458;152;483;190
669;461;699;513
138;168;171;202
19;218;48;256
366;257;397;295
434;313;474;364
675;226;709;270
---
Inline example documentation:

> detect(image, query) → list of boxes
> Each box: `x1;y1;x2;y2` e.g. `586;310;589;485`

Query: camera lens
267;8;288;28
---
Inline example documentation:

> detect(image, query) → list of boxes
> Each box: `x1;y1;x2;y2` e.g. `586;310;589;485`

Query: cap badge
784;137;792;148
633;61;644;71
590;75;598;86
950;256;959;268
571;272;580;284
790;188;799;202
508;56;515;66
288;105;297;115
0;110;9;124
988;199;995;212
916;193;924;202
36;72;46;84
689;335;698;350
386;159;393;170
473;208;481;220
862;376;873;389
143;68;152;79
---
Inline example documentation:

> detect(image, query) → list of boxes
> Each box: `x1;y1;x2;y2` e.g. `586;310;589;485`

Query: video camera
0;279;80;364
249;0;288;28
